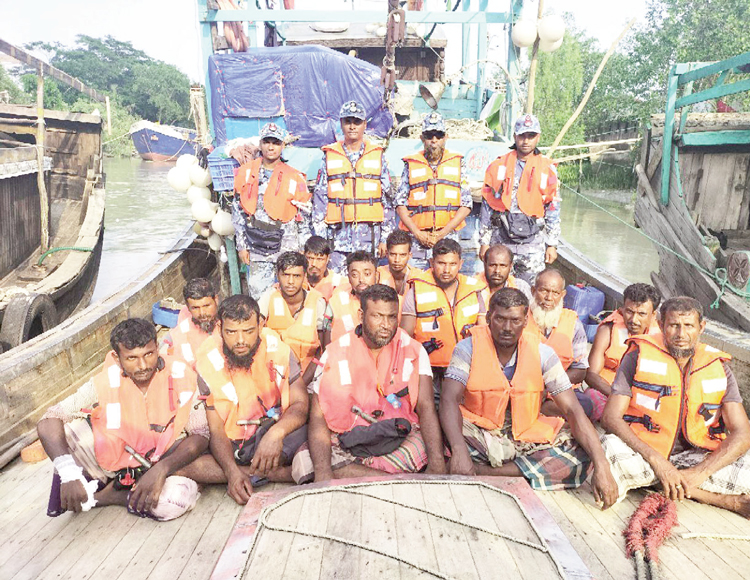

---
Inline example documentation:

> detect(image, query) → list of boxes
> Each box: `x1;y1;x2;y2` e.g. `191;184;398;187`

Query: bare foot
93;480;129;507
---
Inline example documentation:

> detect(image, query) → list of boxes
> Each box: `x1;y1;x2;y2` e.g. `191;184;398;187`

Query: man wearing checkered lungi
439;287;618;507
601;296;750;517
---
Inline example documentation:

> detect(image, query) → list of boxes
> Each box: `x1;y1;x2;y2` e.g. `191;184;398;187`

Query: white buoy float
176;154;198;169
191;198;218;223
511;20;537;48
187;185;212;204
188;164;212;187
211;210;235;236
167;166;192;193
538;15;566;44
207;232;224;251
539;37;564;52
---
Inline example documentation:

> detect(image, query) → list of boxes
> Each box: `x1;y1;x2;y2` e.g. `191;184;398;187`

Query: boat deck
3;457;750;580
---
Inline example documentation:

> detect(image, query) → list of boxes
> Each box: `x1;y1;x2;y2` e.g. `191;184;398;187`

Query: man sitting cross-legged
38;318;208;520
440;288;617;505
601;296;750;517
292;284;446;483
185;295;309;504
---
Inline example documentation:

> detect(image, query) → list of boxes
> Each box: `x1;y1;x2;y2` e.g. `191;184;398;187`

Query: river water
92;158;659;302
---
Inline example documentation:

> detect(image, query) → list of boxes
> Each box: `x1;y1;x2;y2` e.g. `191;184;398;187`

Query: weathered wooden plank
357;484;400;580
318;489;363;579
242;491;305;580
277;491;332;580
391;482;439;579
423;483;480;580
85;515;164;580
449;483;524;579
176;491;242;580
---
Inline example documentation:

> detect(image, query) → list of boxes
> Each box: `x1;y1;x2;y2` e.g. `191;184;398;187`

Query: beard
362;322;397;348
222;338;261;371
193;317;217;334
667;345;695;360
307;272;322;285
530;297;563;335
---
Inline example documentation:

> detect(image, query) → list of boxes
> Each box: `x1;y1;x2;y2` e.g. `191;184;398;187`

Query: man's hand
377;243;387;258
250;428;284;475
591;465;618;510
227;468;254;504
678;466;708;497
479;245;489;260
448;448;476;476
129;464;168;515
414;231;431;248
545;246;558;264
651;455;690;501
60;480;89;513
238;249;251;266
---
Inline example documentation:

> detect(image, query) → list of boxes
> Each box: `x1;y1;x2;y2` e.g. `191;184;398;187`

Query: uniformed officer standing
312;100;395;273
396;112;472;269
479;114;560;285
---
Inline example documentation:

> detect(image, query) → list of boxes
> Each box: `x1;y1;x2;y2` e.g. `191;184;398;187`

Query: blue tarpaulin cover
208;45;392;147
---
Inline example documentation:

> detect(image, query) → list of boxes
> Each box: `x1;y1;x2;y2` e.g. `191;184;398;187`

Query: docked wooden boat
633;51;750;332
0;104;105;353
0;227;217;466
129;120;198;162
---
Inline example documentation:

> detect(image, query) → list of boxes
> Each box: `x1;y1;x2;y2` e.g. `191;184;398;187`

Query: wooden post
105;95;112;135
36;66;50;254
524;0;544;114
577;155;583;193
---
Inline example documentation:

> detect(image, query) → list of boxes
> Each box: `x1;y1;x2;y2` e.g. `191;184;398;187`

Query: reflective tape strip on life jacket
323;141;384;224
236;158;309;223
526;308;578;370
318;328;421;433
599;310;660;384
264;287;321;370
196;330;291;441
482;150;557;218
329;289;361;342
403;151;464;231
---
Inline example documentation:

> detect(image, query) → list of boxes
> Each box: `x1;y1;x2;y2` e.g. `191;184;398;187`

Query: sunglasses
423;131;446;140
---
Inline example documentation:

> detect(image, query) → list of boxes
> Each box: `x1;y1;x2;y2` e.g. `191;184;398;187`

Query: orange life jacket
623;333;731;458
599;310;660;384
462;326;564;443
328;288;361;342
322;140;384;224
234;158;310;223
410;272;486;367
306;270;346;302
196;330;291;441
525;308;579;370
263;286;321;370
477;272;519;303
483;150;558;218
377;265;424;293
318;328;421;433
90;353;197;472
168;313;220;370
401;150;465;231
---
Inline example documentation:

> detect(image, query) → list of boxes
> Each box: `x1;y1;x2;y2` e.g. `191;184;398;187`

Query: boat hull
130;124;197;162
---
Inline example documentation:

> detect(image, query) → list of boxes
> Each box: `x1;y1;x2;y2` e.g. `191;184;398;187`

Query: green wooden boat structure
634;51;750;332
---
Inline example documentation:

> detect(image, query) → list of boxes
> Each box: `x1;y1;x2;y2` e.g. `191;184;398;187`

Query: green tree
0;66;27;104
130;62;191;125
20;74;66;110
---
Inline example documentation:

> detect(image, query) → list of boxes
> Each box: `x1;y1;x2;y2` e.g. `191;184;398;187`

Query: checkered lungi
461;419;591;490
291;428;428;484
601;433;750;501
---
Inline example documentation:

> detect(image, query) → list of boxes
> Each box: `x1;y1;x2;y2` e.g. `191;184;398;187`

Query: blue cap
514;114;541;135
339;100;367;121
260;122;285;141
422;111;446;134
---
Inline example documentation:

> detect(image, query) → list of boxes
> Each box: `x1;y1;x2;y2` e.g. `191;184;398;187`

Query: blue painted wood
660;66;679;206
675;78;750;109
202;9;512;24
680;131;750;147
677;51;750;85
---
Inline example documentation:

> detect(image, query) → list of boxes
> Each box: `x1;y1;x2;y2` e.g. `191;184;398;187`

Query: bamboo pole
36;66;50;254
105;95;112;135
524;0;544;113
546;18;636;157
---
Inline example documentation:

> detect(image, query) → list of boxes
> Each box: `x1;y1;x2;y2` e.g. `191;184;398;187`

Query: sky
0;0;648;83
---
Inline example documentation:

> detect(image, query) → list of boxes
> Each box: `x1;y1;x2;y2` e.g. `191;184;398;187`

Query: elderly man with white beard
526;269;598;419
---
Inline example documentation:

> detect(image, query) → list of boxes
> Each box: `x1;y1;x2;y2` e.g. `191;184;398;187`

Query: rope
102;131;130;146
37;246;94;267
681;532;750;541
249;480;566;580
559;180;750;307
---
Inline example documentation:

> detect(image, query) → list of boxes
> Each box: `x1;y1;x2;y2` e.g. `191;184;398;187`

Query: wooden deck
3;457;750;580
